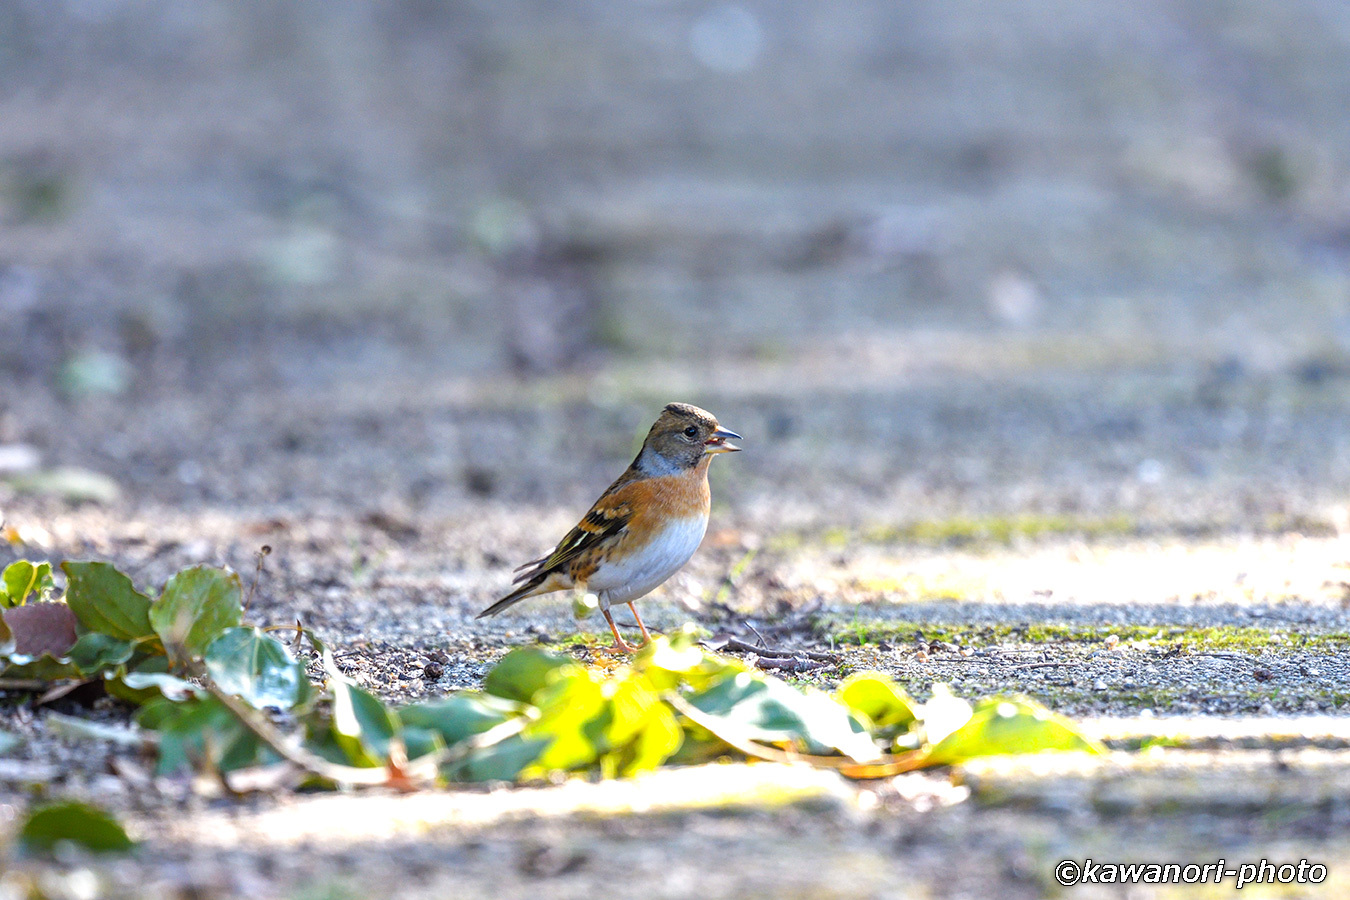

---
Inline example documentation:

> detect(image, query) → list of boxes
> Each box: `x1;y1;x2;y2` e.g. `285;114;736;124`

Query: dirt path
3;354;1350;897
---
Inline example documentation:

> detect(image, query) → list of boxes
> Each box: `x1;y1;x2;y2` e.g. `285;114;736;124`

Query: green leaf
482;647;575;703
572;590;598;619
324;650;398;767
18;800;134;854
7;467;120;504
204;627;310;711
617;702;682;776
637;628;744;691
67;633;135;676
924;697;1106;766
685;670;882;763
61;561;155;642
133;696;179;730
837;673;918;734
138;696;269;775
150;566;242;660
2;560;52;608
446;733;548;783
602;674;683;776
919;684;974;745
399;694;519;748
0;653;82;681
523;667;608;772
399;726;446;762
108;670;204;705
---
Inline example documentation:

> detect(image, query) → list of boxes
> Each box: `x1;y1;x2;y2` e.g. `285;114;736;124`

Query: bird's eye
684;425;699;438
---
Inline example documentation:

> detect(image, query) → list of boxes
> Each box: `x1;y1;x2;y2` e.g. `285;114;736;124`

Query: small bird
478;403;741;650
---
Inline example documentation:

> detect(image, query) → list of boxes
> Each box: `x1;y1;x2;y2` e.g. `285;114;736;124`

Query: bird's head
637;402;741;473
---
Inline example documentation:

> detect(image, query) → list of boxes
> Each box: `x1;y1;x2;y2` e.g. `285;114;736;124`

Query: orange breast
564;459;713;585
617;458;711;534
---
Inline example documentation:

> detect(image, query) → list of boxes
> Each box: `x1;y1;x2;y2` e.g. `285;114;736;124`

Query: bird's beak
704;426;742;454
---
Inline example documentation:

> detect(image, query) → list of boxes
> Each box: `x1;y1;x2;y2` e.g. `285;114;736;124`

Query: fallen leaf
2;603;78;657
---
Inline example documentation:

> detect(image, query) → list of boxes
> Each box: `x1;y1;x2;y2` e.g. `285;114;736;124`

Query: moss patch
544;632;612;653
770;511;1338;552
865;514;1139;546
768;514;1137;552
828;620;1350;654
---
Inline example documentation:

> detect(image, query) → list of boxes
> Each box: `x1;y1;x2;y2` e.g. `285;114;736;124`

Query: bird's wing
513;490;634;584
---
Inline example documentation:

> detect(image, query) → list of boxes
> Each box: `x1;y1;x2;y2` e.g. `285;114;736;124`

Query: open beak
704;425;742;454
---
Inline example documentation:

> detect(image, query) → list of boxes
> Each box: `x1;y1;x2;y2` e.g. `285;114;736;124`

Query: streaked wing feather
508;469;640;585
534;501;632;575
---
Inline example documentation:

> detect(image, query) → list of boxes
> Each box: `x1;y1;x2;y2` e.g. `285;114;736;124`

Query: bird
478;402;741;651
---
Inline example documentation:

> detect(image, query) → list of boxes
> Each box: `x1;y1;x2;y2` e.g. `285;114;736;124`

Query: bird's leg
626;602;653;644
601;607;639;653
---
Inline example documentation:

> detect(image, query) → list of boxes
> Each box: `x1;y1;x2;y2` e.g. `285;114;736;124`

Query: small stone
914;650;929;663
1253;667;1273;681
1104;634;1120;650
1092;679;1107;691
1259;702;1277;716
423;662;445;680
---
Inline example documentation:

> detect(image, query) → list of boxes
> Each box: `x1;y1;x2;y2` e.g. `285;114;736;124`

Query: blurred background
4;0;1350;533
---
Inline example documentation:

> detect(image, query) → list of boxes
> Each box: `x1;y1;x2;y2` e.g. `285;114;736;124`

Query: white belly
589;515;708;606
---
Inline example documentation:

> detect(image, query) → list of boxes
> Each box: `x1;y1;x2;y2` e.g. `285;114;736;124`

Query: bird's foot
601;608;642;653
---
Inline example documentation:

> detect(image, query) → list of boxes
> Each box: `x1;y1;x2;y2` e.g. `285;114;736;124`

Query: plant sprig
0;557;1104;791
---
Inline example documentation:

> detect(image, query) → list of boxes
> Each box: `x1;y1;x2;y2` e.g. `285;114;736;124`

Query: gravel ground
3;352;1350;896
10;3;1350;893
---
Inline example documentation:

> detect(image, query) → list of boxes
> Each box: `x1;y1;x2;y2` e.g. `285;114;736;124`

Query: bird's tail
476;573;549;619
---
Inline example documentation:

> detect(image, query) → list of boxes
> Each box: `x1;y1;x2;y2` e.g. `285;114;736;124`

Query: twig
755;655;832;673
35;679;94;705
666;693;928;778
242;545;271;615
201;675;527;789
201;679;400;786
1010;662;1071;672
753;645;837;662
0;678;49;691
707;635;838;662
744;620;767;648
